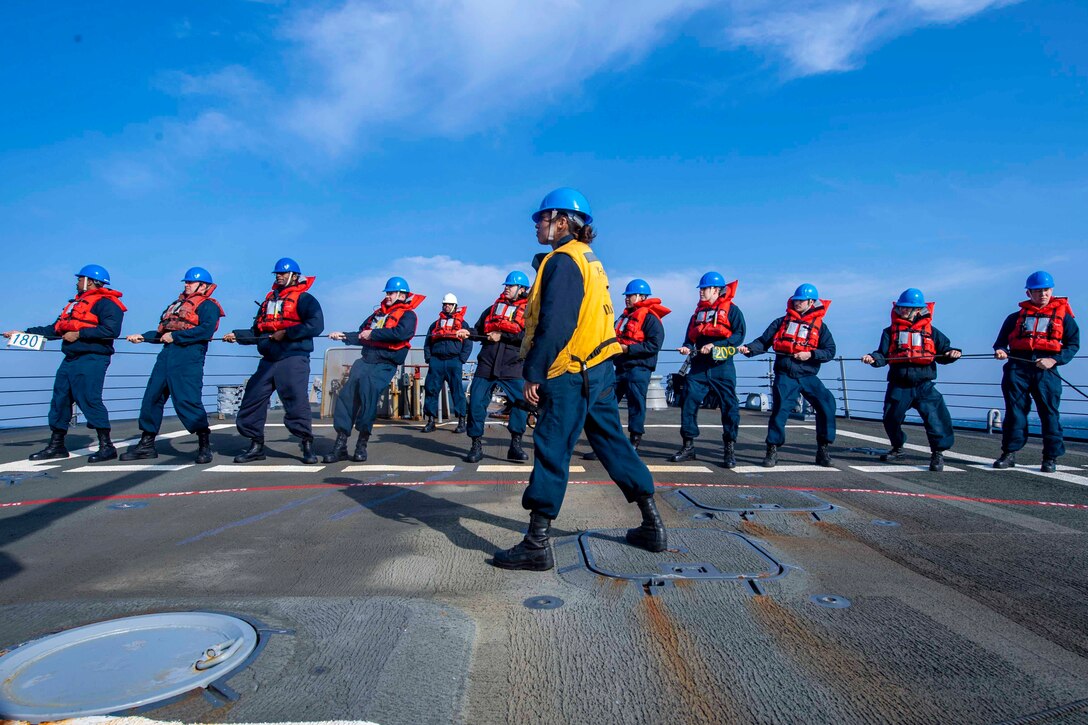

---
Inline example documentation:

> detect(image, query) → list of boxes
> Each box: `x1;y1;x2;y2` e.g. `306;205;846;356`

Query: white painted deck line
476;464;586;473
66;423;235;458
206;464;326;473
968;465;1088;488
646;465;713;473
641;424;814;429
343;465;457;472
731;464;833;473
66;464;195;473
831;429;994;464
0;462;59;473
850;465;963;473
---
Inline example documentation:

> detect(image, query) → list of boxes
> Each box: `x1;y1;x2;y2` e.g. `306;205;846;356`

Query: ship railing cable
0;342;1085;430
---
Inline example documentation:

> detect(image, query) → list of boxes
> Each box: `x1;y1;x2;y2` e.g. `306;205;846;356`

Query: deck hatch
677;487;834;513
577;528;786;582
0;612;259;722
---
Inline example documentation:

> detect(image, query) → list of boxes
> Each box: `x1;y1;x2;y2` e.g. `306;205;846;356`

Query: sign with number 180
6;333;45;351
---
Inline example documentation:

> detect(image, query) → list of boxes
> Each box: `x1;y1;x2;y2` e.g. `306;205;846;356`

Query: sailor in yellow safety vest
491;188;666;571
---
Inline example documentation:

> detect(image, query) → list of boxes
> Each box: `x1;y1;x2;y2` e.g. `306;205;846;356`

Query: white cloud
724;0;1020;76
148;0;1020;159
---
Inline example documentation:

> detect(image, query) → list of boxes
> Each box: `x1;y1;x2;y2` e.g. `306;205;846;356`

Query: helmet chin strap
546;209;556;243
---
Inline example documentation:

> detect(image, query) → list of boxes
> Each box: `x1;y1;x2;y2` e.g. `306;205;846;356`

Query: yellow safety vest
522;240;622;380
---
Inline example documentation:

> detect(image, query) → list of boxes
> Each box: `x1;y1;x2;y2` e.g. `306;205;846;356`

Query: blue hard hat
272;257;301;274
504;271;530;288
791;283;819;301
698;271;726;289
624;279;652;296
895;288;927;308
532;187;593;225
384;276;410;293
75;264;110;285
1025;270;1054;290
182;267;213;284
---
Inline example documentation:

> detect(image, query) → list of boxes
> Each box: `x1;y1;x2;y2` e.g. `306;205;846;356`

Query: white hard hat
442;293;458;305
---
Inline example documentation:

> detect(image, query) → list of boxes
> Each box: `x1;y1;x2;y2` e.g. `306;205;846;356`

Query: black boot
493;512;554;571
630;433;642;453
464;437;483;463
722;438;736;469
508;433;529;462
234;439;266;463
120;432;157;461
815;443;833;468
29;428;69;461
87;429;117;463
762;444;778;468
195;429;213;464
626;495;668;552
453;416;466;434
881;447;906;463
352;432;369;462
1041;457;1057;473
582;449;598;461
300;437;318;465
929;450;944;472
993;451;1016;469
323;433;350;463
422;416;436;433
669;438;696;463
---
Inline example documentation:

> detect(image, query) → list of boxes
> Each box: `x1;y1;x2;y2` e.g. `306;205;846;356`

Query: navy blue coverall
466;306;528;439
423;322;472;419
234;293;324;442
679;307;746;442
614;312;664;437
521;238;655;519
744;318;838;445
869;326;958;452
28;298;125;431
137;301;223;434
993;311;1080;458
332;306;417;436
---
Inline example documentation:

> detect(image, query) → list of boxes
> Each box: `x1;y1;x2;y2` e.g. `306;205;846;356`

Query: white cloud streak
128;0;1021;169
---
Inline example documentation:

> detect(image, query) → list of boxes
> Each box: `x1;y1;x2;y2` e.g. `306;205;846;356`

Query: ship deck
2;408;1088;724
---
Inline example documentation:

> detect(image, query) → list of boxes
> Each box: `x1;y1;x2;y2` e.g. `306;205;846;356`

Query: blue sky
2;0;1087;409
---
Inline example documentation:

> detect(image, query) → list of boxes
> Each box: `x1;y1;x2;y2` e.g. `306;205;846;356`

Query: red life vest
362;294;426;350
616;298;671;346
255;276;316;333
686;281;739;342
483;296;527;335
158;284;226;334
772;300;831;355
888;302;937;365
1008;297;1073;354
55;287;128;333
430;306;468;341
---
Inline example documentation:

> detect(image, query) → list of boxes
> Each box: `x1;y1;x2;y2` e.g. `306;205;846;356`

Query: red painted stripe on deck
2;479;1086;511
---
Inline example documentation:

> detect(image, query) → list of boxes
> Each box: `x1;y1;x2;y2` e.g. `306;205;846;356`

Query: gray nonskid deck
1;409;1087;723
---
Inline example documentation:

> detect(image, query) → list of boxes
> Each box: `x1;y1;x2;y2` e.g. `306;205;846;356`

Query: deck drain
108;501;149;510
810;594;852;609
0;611;259;721
523;596;564;610
872;519;900;527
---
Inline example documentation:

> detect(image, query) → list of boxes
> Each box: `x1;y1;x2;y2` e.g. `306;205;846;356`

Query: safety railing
2;339;1086;441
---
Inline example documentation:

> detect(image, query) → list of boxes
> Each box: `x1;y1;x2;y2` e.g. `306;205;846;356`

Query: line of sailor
1;189;1080;571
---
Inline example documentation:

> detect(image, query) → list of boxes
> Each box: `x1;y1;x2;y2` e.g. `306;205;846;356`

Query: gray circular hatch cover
0;611;259;721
